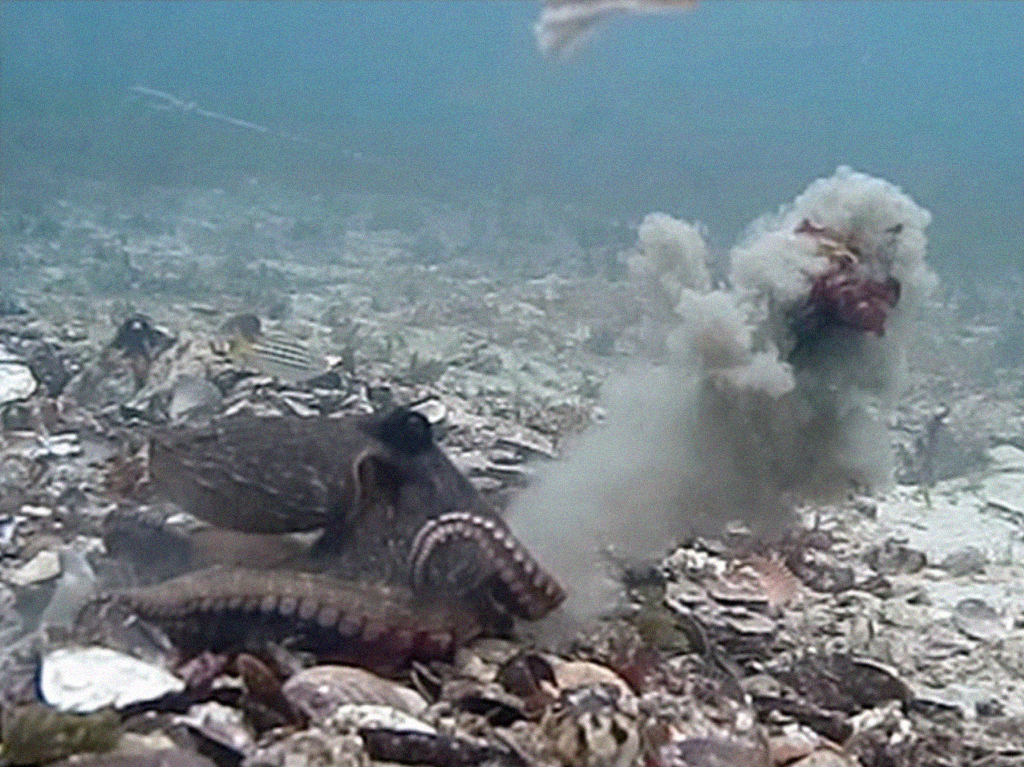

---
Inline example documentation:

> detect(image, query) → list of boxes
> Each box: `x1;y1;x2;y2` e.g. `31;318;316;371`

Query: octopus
101;407;564;671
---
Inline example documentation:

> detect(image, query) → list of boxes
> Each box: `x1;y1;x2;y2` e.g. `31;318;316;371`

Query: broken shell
329;703;435;735
550;659;635;701
0;361;37;404
718;607;777;637
173;701;254;759
282;665;428;723
26;433;82;459
659;737;770;767
786;750;860;766
864;539;926;576
40;646;185;713
49;748;219;767
441;676;530;727
766;724;824;764
358;727;509;766
704;573;770;606
411;397;447;425
542;682;640;767
168;374;222;422
952;597;1005;641
495;650;556;701
7;549;62;586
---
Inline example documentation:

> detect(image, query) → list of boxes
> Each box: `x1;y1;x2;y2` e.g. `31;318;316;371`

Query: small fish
535;0;698;59
110;314;175;361
220;313;328;384
108;314;176;389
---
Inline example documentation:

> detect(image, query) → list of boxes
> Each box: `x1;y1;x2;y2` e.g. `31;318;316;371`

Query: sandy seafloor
1;177;1024;765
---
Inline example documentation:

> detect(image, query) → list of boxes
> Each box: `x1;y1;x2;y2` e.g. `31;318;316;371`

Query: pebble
169;374;222;422
952;598;1005;642
989;444;1024;472
939;546;988;577
981;472;1024;516
788;750;860;766
20;504;52;517
25;433;82;459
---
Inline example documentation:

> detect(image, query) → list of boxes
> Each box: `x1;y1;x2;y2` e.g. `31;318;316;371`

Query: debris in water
535;0;698;58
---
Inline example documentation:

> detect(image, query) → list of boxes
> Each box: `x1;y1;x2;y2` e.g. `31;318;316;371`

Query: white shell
0;362;36;405
329;703;435;734
40;646;184;713
7;550;61;586
412;398;447;425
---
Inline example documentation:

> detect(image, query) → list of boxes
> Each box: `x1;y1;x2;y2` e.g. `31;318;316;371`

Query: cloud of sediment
508;167;936;620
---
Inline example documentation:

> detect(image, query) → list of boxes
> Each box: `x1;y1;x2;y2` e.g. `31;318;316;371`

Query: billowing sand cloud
509;167;937;621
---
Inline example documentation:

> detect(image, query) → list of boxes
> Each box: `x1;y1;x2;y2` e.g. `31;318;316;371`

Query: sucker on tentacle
108;567;485;670
410;511;565;620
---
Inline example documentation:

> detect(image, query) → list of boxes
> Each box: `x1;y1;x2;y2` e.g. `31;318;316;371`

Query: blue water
2;1;1021;275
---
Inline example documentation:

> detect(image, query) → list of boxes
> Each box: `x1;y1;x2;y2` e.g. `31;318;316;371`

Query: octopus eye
378;408;433;455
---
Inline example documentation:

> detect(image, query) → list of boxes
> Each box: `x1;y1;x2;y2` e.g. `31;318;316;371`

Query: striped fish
220;313;328;384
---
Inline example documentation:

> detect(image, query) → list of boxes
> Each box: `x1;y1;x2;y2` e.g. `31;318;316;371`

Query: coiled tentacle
409;512;565;621
111;567;482;669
